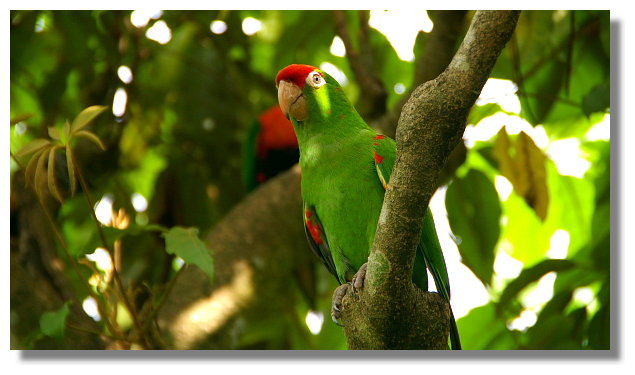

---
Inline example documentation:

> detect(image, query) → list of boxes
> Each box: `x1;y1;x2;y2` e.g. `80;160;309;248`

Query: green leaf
499;159;590;266
468;103;508;126
493;128;549;220
542;290;576;321
66;144;77;196
588;295;610;349
445;169;501;285
70;105;108;133
582;83;610;117
537;13;610;139
14;138;51;158
522;291;586;349
74;130;106;150
24;147;45;188
553;266;603;297
524;312;577;349
47;145;64;203
567;306;589;344
498;259;575;310
63;120;71;139
48;126;60;140
519;58;567;125
39;302;71;339
501;190;551;264
581;140;610;205
542;162;595;257
34;147;50;200
456;304;516;349
163;226;214;279
10;112;34;126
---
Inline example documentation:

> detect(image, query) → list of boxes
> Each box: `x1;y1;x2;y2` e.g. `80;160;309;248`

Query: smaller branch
65;322;129;343
333;11;354;52
414;10;468;86
357;10;373;69
522;91;580;107
564;11;576;96
35;197;120;339
333;10;387;120
142;265;185;332
510;32;538;122
71;151;152;349
522;15;599;80
375;11;468;137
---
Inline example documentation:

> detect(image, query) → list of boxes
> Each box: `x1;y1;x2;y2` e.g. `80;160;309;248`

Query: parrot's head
276;64;350;124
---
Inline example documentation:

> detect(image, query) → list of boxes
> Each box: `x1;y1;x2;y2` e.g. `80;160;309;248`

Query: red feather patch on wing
373;134;385;146
374;151;384;164
305;210;324;245
303;204;339;281
372;134;390;189
276;64;320;88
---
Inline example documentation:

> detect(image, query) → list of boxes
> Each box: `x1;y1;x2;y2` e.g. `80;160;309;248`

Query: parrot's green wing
303;203;340;282
372;134;461;350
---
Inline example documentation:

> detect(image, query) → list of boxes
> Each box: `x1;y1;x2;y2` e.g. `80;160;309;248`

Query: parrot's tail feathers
449;308;462;350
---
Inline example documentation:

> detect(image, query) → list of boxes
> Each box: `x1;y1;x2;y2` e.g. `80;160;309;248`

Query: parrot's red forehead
276;64;321;88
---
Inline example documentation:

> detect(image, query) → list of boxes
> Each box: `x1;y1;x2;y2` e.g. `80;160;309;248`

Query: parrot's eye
307;71;325;88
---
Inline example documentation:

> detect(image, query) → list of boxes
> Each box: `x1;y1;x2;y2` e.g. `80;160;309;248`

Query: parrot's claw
331;263;369;326
331;282;350;326
331;314;343;327
352;263;368;291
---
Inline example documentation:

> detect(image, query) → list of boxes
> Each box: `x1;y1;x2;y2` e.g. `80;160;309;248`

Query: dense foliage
10;10;610;349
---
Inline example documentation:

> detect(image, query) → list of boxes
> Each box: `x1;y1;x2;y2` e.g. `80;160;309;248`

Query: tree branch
333;10;387;121
375;10;468;138
337;10;521;349
414;10;469;87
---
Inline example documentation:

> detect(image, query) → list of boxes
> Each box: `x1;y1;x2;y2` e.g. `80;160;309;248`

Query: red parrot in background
242;105;299;191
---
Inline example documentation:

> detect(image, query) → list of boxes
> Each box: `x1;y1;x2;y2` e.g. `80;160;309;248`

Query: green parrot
276;64;460;350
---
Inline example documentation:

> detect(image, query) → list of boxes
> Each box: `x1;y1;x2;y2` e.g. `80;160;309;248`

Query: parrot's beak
277;80;307;122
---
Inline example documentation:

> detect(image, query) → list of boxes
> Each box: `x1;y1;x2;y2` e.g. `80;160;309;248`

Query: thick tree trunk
337;10;521;350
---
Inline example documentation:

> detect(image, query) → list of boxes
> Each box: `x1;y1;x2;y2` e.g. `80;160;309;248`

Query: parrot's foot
331;263;369;326
331;283;350;326
352;263;367;291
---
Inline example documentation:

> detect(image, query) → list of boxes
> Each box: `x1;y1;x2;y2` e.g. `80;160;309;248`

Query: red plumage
243;105;299;191
374;152;384;164
305;210;324;245
275;64;320;88
256;106;298;159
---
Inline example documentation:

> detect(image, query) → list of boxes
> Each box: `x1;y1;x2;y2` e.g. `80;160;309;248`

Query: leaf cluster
445;11;609;349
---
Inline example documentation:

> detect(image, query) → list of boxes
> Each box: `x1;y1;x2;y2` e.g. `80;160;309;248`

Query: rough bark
337;10;521;350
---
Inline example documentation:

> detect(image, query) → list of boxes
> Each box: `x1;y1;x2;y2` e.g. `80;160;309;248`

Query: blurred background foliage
10;10;610;350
